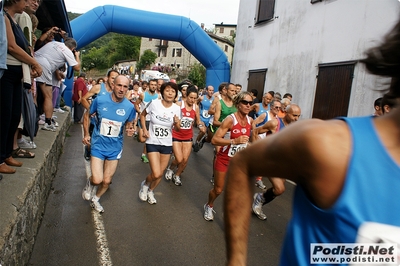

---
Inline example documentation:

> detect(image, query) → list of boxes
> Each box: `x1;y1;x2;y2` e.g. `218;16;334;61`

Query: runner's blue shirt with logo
90;93;136;153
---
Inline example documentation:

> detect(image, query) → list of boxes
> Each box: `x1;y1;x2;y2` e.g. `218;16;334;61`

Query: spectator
1;0;42;174
34;37;80;131
72;72;88;123
373;97;383;116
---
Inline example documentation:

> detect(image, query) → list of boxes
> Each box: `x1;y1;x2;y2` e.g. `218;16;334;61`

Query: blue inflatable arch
65;5;230;106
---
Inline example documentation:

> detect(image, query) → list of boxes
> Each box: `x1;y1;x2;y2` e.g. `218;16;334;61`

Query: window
172;48;182;57
225;45;228;52
220;27;224;34
256;0;275;24
230;30;235;36
159;48;167;57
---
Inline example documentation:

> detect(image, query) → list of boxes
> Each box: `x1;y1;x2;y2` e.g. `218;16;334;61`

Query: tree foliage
68;12;141;72
188;63;206;88
136;50;158;72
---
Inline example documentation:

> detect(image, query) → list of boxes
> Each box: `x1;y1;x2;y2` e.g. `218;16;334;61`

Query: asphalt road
28;123;294;266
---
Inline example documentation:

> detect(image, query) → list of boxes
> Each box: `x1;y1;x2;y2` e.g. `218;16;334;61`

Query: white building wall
231;0;400;118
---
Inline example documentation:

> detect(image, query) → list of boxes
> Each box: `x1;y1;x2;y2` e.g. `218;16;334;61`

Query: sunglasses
273;106;281;110
240;100;252;106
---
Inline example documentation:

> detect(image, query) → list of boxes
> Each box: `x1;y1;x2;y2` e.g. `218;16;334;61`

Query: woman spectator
0;0;42;174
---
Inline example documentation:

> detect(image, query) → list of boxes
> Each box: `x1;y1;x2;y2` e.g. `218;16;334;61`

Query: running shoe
141;154;149;163
90;199;104;213
52;118;59;127
42;123;56;132
165;168;174;181
252;193;267;220
203;204;215;221
147;190;157;204
172;175;182;186
139;180;149;201
18;138;36;149
82;179;96;201
53;108;65;113
192;142;200;152
255;179;267;190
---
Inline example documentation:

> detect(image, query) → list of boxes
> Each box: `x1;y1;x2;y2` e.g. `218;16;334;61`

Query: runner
193;85;214;152
81;75;136;213
138;82;181;204
251;104;302;220
165;86;206;185
135;79;159;163
203;91;253;221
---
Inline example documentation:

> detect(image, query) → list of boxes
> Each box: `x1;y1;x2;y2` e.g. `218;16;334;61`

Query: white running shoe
252;193;267;220
173;175;182;186
82;179;97;201
165;168;173;181
54;108;65;113
90;199;104;213
147;190;157;204
18;138;36;149
139;180;149;201
255;179;267;190
42;123;56;132
203;204;215;221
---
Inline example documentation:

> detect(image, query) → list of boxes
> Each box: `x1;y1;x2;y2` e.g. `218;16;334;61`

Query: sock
45;118;51;125
142;153;145;157
262;188;276;205
92;195;100;202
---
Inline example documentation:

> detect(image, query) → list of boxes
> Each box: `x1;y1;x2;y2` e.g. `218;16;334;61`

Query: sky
64;0;241;30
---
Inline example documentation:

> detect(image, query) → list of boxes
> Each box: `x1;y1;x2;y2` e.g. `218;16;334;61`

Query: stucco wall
232;0;400;118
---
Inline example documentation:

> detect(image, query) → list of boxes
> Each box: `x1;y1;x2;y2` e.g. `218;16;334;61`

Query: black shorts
146;144;173;154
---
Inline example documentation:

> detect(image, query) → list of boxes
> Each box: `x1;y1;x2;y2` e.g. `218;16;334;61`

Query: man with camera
34;37;80;131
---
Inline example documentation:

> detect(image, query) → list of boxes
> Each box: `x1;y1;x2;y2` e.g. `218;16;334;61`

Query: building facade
138;23;235;79
231;0;400;119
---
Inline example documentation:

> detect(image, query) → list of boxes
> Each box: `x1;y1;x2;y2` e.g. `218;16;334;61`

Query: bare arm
212;101;222;127
82;84;100;110
208;97;219;116
224;119;351;265
195;104;206;133
5;17;42;76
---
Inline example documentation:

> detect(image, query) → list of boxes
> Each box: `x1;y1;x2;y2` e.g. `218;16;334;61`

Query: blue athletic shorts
91;148;123;160
146;144;172;154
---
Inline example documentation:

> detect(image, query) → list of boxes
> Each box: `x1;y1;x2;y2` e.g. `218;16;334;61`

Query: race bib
202;110;210;118
180;117;193;129
228;143;248;157
153;124;170;138
99;118;122;137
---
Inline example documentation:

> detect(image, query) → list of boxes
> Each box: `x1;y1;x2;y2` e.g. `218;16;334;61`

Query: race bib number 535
153;125;169;138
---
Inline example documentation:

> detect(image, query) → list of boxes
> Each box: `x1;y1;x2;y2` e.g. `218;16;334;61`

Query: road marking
82;127;113;265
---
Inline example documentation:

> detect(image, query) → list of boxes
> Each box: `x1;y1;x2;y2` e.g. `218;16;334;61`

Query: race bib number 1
153;124;169;138
202;110;210;118
99;118;122;137
228;143;248;157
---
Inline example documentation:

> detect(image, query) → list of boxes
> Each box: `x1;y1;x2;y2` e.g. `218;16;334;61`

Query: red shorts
214;153;230;172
